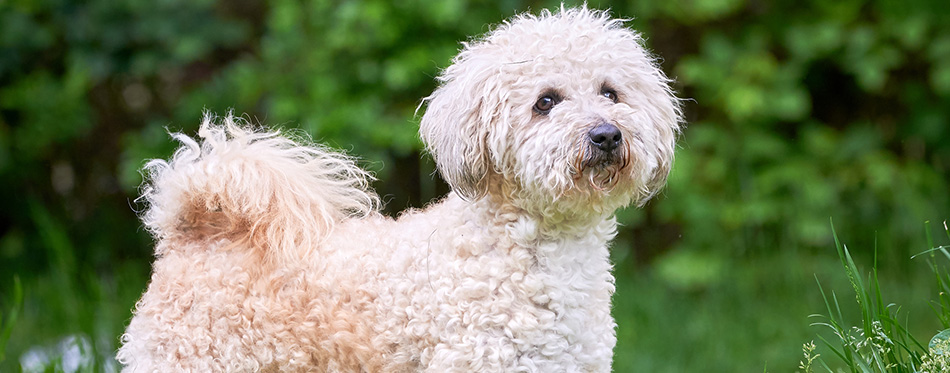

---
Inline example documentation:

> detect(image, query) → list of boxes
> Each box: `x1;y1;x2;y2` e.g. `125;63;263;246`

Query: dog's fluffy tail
139;112;379;263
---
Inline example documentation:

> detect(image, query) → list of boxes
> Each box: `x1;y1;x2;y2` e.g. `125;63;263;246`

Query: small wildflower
931;329;950;355
920;352;950;373
919;330;950;373
799;341;819;373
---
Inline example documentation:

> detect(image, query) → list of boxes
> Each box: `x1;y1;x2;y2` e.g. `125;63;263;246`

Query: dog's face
421;7;681;213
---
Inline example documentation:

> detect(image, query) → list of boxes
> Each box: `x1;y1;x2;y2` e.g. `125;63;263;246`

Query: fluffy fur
118;6;681;372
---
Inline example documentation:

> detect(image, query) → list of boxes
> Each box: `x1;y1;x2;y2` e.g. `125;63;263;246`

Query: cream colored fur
118;6;681;372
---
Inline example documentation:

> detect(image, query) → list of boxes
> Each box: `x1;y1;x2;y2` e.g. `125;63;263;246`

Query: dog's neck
469;191;619;246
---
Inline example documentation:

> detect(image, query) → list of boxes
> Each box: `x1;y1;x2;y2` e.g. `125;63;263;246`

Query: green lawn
3;226;947;372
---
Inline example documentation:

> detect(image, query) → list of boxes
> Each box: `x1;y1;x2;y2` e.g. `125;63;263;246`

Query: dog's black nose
588;123;622;152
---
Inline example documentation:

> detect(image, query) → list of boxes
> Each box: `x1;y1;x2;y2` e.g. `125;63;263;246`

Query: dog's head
421;6;681;213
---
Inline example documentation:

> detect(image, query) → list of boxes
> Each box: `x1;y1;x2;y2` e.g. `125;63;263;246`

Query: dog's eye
534;95;557;114
602;89;618;103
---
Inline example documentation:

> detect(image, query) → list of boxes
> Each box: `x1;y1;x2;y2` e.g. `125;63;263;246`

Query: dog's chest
375;200;618;370
424;236;616;370
518;239;616;344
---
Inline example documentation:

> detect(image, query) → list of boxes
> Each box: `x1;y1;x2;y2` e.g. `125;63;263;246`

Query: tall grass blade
0;276;24;364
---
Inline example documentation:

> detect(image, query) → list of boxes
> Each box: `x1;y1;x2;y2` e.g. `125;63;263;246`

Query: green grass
612;249;851;371
800;221;950;373
0;201;148;372
610;221;948;372
0;262;145;372
0;276;23;364
2;222;948;372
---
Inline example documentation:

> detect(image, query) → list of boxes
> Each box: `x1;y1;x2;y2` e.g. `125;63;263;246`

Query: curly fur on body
118;6;681;372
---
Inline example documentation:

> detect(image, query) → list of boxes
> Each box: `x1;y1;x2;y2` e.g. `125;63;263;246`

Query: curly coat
118;6;681;372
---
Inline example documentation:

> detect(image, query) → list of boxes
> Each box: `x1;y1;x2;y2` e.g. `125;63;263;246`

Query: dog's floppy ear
420;47;504;201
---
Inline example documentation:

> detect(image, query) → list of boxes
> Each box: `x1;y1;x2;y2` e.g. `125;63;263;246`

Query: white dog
117;6;681;372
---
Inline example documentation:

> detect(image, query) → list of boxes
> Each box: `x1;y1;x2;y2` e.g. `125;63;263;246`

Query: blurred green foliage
655;0;950;270
1;0;948;371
